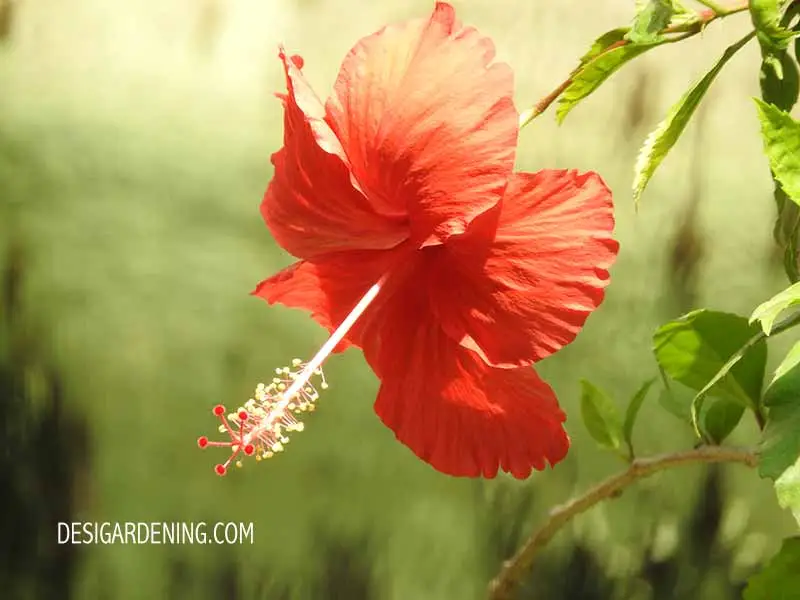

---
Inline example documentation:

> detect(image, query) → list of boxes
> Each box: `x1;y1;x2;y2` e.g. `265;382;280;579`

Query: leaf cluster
520;0;800;595
554;4;800;594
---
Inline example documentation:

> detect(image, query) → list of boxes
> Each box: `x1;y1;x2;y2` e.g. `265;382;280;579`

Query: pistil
197;274;388;475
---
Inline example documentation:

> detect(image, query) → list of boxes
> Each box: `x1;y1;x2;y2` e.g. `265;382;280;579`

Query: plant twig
487;445;757;600
518;0;750;128
695;0;733;15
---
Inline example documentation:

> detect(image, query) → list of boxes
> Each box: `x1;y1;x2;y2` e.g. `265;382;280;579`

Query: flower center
197;273;388;475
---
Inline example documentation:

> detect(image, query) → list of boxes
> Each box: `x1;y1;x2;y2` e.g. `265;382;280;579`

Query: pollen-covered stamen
197;361;329;474
198;274;387;476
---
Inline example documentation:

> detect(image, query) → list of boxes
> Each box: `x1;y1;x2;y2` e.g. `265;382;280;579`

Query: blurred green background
0;0;797;598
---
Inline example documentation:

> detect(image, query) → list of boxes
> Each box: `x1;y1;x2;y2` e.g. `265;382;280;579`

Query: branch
694;0;733;15
518;0;750;128
487;445;758;600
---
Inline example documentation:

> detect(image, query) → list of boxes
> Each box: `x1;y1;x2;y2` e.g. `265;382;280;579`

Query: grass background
0;0;797;598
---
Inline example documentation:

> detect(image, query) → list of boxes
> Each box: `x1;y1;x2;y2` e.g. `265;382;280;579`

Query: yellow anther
236;460;243;468
209;362;329;471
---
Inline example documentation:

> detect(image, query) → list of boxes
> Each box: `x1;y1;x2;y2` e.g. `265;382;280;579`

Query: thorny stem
518;0;750;128
242;273;389;446
487;446;757;600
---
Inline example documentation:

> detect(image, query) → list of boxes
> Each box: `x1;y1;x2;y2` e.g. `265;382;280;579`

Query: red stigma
198;369;324;475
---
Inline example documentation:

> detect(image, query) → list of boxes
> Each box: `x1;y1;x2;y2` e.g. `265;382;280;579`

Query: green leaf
750;0;797;52
755;99;800;204
557;41;661;123
782;0;800;30
766;6;800;283
743;537;800;600
773;184;800;282
759;347;800;480
774;183;800;242
653;310;767;407
703;399;746;444
687;329;769;438
796;32;800;66
654;384;744;442
627;0;675;44
577;28;630;66
633;31;756;204
580;380;624;450
786;229;800;283
657;386;691;422
775;457;800;527
760;51;800;112
775;340;800;383
751;282;800;335
793;1;800;65
623;378;656;457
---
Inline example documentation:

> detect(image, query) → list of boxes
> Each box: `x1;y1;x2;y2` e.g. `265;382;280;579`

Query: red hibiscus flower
201;2;618;478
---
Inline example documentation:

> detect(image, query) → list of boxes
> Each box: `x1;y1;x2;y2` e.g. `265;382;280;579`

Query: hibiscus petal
362;266;569;478
430;170;619;368
252;244;410;351
262;49;408;259
325;1;518;247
